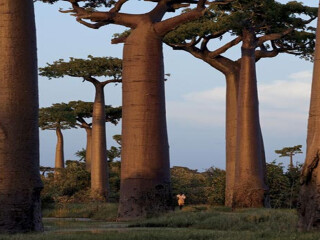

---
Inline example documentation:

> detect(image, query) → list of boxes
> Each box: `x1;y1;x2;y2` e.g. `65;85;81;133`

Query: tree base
0;187;43;233
90;189;108;202
298;178;320;231
232;187;267;208
117;178;172;221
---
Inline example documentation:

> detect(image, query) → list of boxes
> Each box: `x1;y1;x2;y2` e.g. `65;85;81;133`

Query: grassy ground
2;205;320;240
42;203;118;221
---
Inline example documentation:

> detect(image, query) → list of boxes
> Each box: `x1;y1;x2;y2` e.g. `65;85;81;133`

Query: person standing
177;194;186;210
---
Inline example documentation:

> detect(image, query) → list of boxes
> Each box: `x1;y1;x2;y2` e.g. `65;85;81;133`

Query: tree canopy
68;101;122;126
275;145;303;158
165;0;317;62
39;56;122;83
39;103;76;130
39;101;122;131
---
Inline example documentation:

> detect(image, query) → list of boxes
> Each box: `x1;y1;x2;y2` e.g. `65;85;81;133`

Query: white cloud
289;70;312;81
167;70;312;134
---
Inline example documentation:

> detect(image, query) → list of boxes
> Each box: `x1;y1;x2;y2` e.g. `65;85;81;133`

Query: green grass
2;206;320;240
42;203;118;221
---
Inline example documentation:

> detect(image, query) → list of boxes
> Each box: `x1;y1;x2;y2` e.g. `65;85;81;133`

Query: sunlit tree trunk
225;72;239;207
118;23;172;220
54;127;64;169
298;3;320;230
91;83;109;200
233;29;268;208
85;127;92;171
0;0;43;233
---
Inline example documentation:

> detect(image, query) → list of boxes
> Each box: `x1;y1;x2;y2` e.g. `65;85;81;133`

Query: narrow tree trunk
91;83;109;200
225;72;239;207
298;3;320;230
85;127;92;171
233;29;268;208
0;0;43;233
118;23;172;220
54;127;64;169
289;153;293;169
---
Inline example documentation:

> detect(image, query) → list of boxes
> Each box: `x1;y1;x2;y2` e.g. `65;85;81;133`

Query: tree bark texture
0;0;43;233
298;3;320;230
90;83;109;200
232;29;268;208
118;23;172;220
54;127;64;169
85;127;92;171
224;73;239;207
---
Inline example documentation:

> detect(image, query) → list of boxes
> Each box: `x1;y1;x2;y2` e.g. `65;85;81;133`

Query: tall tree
165;0;316;207
0;0;43;233
68;100;121;171
39;56;122;200
39;103;77;170
275;145;303;169
38;0;226;219
298;1;320;231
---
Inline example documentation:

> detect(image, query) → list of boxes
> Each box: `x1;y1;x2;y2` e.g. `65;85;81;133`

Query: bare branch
165;36;201;50
208;36;242;58
154;1;206;37
200;30;227;51
110;0;128;13
255;49;279;62
76;18;107;29
111;36;128;44
83;76;100;84
257;28;293;45
302;16;317;25
59;9;75;14
102;79;122;86
61;1;139;29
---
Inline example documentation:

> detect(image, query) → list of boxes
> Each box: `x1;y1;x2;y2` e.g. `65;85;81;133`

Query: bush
41;160;91;205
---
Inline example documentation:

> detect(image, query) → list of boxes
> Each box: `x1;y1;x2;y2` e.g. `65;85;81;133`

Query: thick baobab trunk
233;29;268;208
85;127;92;171
54;127;64;169
298;4;320;230
118;24;172;220
225;73;239;207
0;0;43;233
90;83;109;200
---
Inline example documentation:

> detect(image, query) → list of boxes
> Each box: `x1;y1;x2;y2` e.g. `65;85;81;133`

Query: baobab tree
39;103;76;170
0;0;43;233
298;1;320;231
165;0;316;207
38;0;228;219
40;56;122;200
275;145;303;169
68;101;121;171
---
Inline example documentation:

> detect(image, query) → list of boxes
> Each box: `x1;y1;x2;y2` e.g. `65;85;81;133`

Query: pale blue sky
35;0;317;171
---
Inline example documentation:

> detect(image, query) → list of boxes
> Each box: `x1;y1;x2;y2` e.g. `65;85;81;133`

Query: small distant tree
275;145;303;168
40;56;122;200
75;148;86;162
108;134;122;163
39;103;76;170
68;100;121;171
